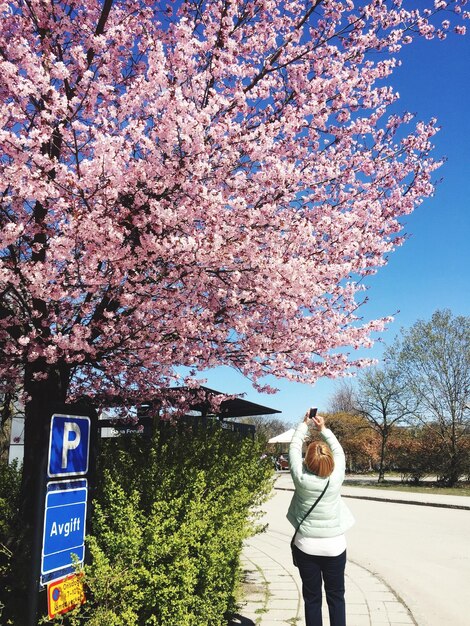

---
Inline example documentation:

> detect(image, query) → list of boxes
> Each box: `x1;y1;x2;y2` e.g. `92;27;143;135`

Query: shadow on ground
227;615;255;626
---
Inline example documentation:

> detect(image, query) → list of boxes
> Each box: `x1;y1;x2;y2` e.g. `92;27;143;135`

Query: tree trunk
7;363;69;624
446;451;460;487
378;432;388;483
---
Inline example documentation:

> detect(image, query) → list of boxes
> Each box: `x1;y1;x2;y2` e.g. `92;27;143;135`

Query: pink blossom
0;0;468;407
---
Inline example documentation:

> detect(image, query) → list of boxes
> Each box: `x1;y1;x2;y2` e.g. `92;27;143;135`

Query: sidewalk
232;535;415;626
230;475;470;626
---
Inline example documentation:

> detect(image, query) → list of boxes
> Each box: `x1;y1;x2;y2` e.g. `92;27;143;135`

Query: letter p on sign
48;415;90;478
62;422;81;469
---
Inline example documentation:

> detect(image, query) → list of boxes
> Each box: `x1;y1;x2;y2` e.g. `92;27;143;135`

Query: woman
287;410;354;626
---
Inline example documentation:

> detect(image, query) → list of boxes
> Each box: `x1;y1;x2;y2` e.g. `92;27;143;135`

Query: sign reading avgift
47;573;86;619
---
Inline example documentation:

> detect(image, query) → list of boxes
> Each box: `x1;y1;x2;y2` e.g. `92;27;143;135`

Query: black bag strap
290;479;330;549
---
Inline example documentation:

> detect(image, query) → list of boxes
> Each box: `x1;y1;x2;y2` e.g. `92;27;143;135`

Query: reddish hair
304;442;334;478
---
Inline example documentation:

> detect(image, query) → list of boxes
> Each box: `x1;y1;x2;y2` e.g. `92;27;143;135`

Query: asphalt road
345;498;470;626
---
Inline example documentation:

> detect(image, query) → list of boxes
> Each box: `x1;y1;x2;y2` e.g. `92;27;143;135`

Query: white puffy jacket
286;422;355;538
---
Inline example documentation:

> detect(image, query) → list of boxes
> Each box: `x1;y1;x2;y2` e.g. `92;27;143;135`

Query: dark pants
293;546;347;626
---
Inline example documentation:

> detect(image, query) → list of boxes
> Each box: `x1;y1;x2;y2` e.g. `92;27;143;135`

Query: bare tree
354;366;417;482
389;310;470;485
328;381;359;415
237;415;291;444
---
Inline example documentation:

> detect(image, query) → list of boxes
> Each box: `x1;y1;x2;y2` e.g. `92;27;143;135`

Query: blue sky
199;30;470;424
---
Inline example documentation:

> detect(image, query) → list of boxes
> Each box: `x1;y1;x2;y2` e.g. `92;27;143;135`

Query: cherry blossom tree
0;0;468;605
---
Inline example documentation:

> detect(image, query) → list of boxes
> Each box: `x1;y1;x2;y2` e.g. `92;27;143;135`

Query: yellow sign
47;574;86;619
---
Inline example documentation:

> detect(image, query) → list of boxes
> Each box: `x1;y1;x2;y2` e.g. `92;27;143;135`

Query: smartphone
308;407;318;419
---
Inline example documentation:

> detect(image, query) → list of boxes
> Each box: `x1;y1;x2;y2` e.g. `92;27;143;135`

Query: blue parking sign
48;414;90;478
41;479;87;585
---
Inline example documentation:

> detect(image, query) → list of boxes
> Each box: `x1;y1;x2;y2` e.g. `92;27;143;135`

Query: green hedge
57;423;273;625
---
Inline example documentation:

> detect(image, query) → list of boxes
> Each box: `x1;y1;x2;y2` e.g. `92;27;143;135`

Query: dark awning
194;387;281;418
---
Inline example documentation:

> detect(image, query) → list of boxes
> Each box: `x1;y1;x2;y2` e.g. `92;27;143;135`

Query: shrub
57;423;273;625
386;424;470;485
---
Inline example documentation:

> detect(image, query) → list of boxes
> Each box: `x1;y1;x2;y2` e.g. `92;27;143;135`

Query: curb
348;558;419;626
342;493;470;511
274;486;470;511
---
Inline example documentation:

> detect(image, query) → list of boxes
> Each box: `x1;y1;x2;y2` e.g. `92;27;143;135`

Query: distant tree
353;365;417;482
387;425;435;483
324;411;379;473
237;415;290;444
390;310;470;485
327;381;359;415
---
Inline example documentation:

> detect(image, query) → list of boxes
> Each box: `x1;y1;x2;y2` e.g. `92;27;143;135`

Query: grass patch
344;479;470;497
